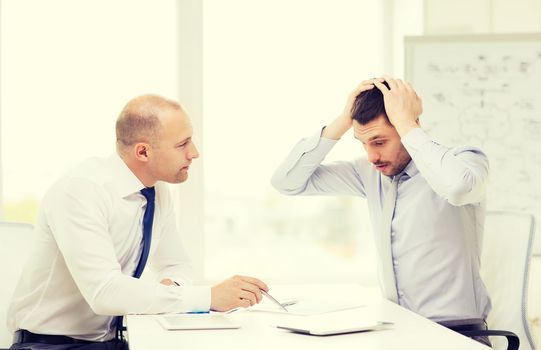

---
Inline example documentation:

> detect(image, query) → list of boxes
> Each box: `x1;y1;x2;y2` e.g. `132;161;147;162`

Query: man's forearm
321;114;352;140
401;128;489;206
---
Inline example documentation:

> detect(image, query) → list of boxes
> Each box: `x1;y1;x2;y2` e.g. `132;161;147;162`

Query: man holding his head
8;94;267;349
271;77;492;346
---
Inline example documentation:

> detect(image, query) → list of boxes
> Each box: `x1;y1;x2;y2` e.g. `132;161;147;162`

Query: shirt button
398;290;404;297
391;231;396;237
393;259;398;267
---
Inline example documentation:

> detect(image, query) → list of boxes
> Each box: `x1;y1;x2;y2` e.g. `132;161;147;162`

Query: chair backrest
481;211;537;350
0;222;34;348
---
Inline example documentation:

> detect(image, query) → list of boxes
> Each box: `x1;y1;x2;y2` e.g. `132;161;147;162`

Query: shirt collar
402;159;419;179
107;153;146;199
385;159;419;182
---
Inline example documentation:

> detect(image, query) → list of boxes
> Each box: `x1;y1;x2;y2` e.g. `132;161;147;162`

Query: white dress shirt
271;127;492;322
7;153;210;341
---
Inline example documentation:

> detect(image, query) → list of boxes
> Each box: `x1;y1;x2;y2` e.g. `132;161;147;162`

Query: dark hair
351;81;390;124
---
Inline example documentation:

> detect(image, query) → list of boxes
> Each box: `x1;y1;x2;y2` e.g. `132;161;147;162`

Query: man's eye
374;141;385;146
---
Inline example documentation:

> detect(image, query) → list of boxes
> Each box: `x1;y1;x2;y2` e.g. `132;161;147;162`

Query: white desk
126;284;489;350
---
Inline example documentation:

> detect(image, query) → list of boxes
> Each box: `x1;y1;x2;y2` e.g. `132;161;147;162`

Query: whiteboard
405;34;541;254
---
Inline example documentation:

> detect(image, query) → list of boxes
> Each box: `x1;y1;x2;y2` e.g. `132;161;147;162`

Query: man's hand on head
323;78;385;140
341;78;385;120
210;275;269;312
373;75;422;136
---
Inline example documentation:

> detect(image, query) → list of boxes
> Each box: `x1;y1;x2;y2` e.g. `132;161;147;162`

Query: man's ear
134;142;151;162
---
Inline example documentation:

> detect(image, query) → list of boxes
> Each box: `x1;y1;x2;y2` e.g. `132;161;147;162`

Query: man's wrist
394;122;419;137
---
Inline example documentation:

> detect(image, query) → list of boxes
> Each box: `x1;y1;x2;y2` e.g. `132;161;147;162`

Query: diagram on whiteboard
406;36;541;251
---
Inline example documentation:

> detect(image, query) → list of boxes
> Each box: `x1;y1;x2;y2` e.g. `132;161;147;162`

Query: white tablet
158;314;241;330
276;320;393;336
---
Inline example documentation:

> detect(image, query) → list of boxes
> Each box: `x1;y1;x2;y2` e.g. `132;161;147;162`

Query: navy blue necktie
116;187;156;339
133;187;156;278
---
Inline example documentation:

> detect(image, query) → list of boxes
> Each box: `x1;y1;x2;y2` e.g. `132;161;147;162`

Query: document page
249;298;364;316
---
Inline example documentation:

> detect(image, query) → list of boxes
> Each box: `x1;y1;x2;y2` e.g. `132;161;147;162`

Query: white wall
392;0;425;76
0;0;180;202
425;0;541;33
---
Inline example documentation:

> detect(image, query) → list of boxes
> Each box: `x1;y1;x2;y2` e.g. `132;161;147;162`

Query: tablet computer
276;320;393;336
158;314;241;330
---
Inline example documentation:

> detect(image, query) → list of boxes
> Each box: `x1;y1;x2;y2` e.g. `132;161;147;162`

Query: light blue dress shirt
271;127;492;322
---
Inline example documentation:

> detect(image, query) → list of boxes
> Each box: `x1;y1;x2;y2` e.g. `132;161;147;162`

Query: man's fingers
403;81;419;101
241;298;251;308
372;79;389;94
348;78;386;102
404;80;415;93
237;275;268;292
238;290;257;306
359;84;375;93
237;282;262;303
350;82;374;98
211;276;269;311
382;74;398;90
359;77;382;86
395;79;407;91
356;78;382;90
230;275;267;303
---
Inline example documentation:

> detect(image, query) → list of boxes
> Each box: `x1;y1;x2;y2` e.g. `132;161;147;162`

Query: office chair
460;211;537;350
529;257;541;348
0;222;34;348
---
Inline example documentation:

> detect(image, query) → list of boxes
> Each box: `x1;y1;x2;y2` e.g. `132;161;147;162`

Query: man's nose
188;142;200;160
367;149;380;164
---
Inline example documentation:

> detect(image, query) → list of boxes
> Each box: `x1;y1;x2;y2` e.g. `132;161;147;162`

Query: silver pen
261;289;288;312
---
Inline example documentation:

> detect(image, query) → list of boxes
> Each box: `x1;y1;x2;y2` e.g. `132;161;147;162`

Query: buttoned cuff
182;286;211;312
306;126;338;155
319;136;339;148
295;133;337;166
279;129;337;173
303;127;338;153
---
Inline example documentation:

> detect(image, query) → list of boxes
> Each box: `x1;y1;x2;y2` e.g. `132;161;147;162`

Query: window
0;0;179;222
2;0;408;286
203;0;384;283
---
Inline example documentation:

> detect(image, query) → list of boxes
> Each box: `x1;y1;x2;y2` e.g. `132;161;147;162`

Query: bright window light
203;0;384;284
0;0;179;222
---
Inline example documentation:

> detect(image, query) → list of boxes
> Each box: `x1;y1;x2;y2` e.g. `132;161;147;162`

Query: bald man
7;95;267;350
